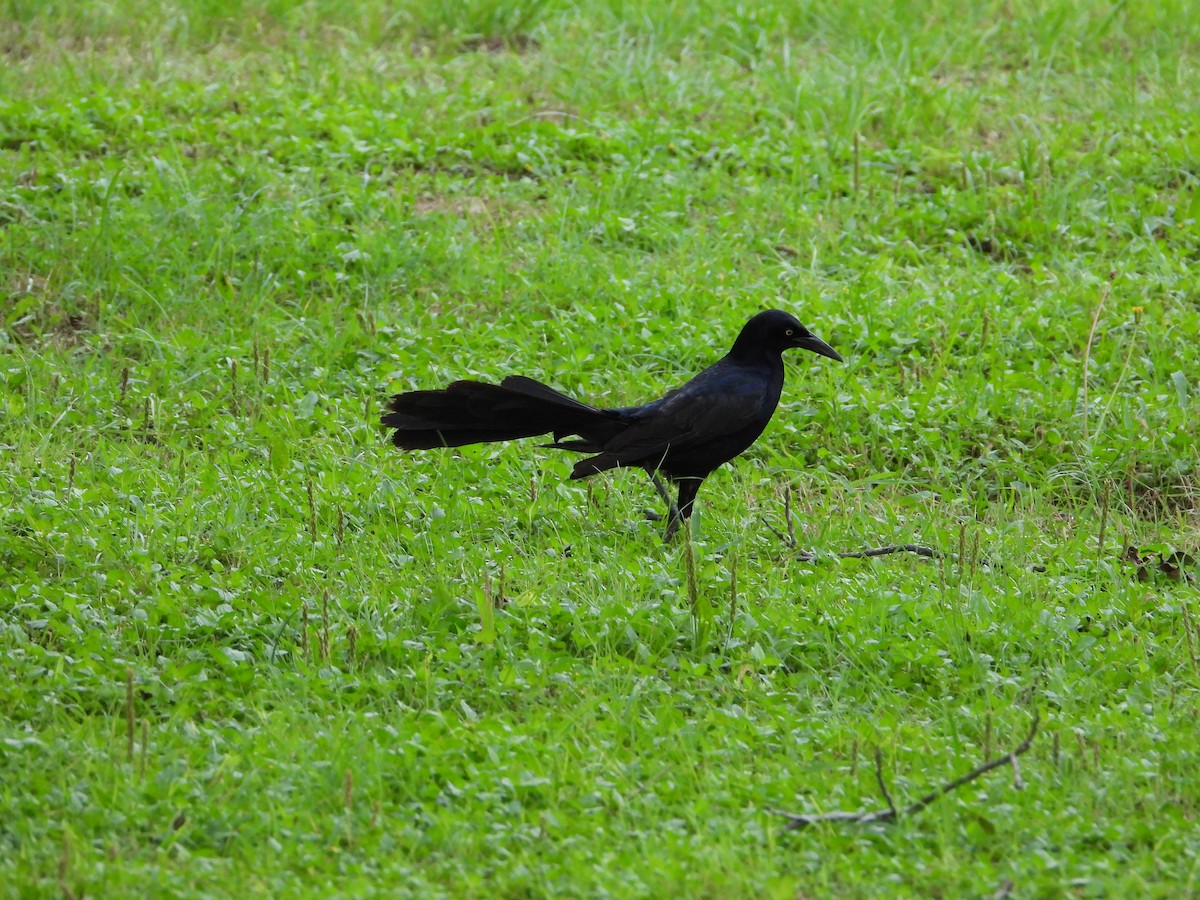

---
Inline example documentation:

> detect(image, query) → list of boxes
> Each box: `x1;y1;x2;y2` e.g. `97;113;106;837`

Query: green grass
2;0;1199;895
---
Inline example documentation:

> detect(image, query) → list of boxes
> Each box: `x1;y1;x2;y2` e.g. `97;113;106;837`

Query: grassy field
3;0;1199;895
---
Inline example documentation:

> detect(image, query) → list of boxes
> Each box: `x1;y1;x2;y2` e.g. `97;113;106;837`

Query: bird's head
735;309;843;362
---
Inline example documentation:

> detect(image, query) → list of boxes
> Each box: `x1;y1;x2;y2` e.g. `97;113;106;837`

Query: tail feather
495;375;604;413
570;455;619;478
382;378;626;451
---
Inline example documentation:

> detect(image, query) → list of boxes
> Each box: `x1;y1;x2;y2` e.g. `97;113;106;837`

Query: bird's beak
795;333;843;362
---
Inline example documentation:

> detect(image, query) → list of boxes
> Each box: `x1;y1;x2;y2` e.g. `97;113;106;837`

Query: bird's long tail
382;375;625;450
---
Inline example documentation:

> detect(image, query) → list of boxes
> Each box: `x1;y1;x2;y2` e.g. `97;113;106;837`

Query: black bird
382;310;842;540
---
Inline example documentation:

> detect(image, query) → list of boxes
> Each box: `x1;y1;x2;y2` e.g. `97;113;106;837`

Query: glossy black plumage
382;310;842;539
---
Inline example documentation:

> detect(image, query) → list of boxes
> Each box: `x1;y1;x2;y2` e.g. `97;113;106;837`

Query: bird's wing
601;361;779;460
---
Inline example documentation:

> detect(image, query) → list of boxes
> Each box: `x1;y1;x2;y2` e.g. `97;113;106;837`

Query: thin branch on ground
770;712;1040;830
793;542;939;563
762;518;793;547
763;484;800;549
771;531;1048;573
872;748;896;819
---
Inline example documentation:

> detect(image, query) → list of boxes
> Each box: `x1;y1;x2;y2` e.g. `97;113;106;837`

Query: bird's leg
662;511;684;542
648;471;682;529
661;478;701;543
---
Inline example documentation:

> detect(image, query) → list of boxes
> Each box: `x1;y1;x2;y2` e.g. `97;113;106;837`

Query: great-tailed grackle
382;310;842;539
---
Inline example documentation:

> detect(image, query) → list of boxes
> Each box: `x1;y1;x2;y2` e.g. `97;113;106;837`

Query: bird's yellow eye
785;329;794;336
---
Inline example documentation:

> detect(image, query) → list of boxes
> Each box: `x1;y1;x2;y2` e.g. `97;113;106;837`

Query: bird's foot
642;509;664;522
662;514;687;543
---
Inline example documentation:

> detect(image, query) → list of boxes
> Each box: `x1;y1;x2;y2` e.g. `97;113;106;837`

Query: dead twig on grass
771;712;1040;830
762;499;1046;572
779;538;1048;573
